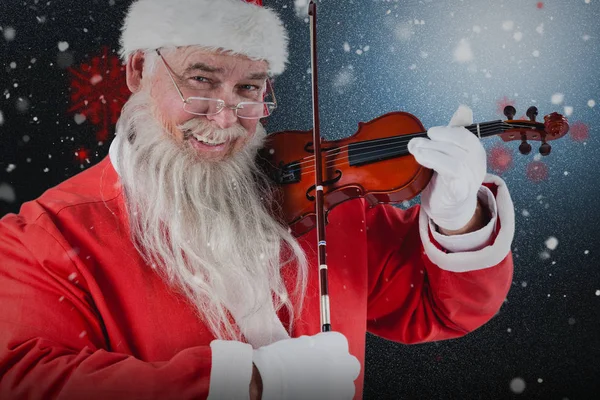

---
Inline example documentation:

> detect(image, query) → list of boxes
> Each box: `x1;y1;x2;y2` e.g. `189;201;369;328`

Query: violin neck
348;120;509;167
464;120;507;139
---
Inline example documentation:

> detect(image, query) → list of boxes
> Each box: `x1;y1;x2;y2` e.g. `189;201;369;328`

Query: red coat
0;156;514;399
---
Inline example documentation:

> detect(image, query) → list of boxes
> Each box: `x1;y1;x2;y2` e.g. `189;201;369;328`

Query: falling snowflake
510;377;526;394
526;160;549;182
545;236;558;250
453;38;473;63
488;144;513;174
0;183;16;203
551;93;564;105
569;121;589;142
68;46;130;141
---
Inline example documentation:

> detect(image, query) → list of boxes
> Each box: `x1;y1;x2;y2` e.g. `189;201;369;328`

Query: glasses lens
184;98;223;115
237;102;276;119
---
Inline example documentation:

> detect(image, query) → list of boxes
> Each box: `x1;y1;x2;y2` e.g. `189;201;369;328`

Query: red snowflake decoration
569;121;589;142
496;96;516;117
537;2;544;9
526;160;549;182
68;47;131;141
75;147;90;163
488;144;513;174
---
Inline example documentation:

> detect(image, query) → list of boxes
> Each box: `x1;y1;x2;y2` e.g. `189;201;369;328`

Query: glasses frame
155;49;277;120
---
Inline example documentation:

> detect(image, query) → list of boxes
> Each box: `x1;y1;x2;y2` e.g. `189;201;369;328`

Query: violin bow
308;0;331;333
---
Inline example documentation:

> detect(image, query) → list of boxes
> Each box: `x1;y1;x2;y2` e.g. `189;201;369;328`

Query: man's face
143;47;270;162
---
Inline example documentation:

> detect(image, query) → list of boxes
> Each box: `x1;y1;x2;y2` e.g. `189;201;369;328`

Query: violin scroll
499;106;569;156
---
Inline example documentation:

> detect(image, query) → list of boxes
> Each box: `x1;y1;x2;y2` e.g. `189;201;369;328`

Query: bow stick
308;0;331;332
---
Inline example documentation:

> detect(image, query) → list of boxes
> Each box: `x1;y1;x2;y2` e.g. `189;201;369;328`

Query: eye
239;84;260;92
191;76;211;84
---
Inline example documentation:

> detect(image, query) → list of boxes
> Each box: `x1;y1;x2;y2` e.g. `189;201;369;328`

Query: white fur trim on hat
419;174;515;272
119;0;289;75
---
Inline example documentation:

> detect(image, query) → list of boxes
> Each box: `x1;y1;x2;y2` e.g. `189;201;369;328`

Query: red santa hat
119;0;289;75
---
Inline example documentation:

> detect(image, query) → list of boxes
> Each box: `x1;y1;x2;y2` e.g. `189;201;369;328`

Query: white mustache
178;118;246;143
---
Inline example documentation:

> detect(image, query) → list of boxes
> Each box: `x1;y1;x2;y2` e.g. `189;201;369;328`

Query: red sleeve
0;214;212;400
365;202;513;344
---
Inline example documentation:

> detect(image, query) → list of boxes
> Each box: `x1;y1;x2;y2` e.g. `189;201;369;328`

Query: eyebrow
184;62;224;75
184;62;268;81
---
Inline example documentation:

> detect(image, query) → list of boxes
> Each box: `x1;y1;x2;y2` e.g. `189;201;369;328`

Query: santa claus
0;0;515;399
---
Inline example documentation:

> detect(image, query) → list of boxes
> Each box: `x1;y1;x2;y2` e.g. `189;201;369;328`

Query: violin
258;105;569;238
267;0;569;333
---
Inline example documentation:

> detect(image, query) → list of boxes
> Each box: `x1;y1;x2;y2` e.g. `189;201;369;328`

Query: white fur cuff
419;174;515;272
207;340;254;399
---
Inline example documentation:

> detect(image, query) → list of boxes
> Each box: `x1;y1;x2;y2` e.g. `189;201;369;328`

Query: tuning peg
539;143;551;156
539;135;551;156
526;106;538;122
504;105;516;120
519;141;532;155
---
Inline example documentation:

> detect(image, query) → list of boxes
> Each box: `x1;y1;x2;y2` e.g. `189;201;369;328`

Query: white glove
407;105;487;231
252;331;361;400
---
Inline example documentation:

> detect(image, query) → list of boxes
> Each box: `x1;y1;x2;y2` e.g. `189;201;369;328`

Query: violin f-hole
306;170;343;201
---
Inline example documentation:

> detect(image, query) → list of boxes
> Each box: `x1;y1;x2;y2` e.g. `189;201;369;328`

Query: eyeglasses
156;49;277;119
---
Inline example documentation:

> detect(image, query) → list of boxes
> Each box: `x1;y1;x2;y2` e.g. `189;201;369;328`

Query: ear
126;51;145;93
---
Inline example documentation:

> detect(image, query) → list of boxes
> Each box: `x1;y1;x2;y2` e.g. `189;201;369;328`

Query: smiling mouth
191;133;227;146
183;130;227;146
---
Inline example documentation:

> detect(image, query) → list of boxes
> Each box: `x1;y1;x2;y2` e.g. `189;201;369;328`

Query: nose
206;105;239;129
205;90;240;129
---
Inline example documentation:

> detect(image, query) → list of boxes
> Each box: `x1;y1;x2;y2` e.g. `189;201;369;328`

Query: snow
510;377;526;394
563;106;573;116
513;32;523;42
294;0;310;19
58;41;69;52
0;183;16;203
3;26;16;41
551;93;564;104
333;68;355;94
453;39;473;63
588;99;596;107
74;114;87;125
536;23;544;35
545;237;558;250
502;21;514;31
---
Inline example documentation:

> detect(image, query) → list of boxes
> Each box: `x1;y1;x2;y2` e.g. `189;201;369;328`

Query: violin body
258;112;433;237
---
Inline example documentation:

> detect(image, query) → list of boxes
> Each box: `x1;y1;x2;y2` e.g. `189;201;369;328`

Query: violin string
285;121;538;171
288;122;509;168
290;122;542;177
286;123;506;172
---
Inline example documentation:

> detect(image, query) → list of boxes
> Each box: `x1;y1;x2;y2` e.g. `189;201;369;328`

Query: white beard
112;89;308;346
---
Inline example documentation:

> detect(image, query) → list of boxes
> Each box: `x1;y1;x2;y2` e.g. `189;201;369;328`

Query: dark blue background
1;0;598;398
